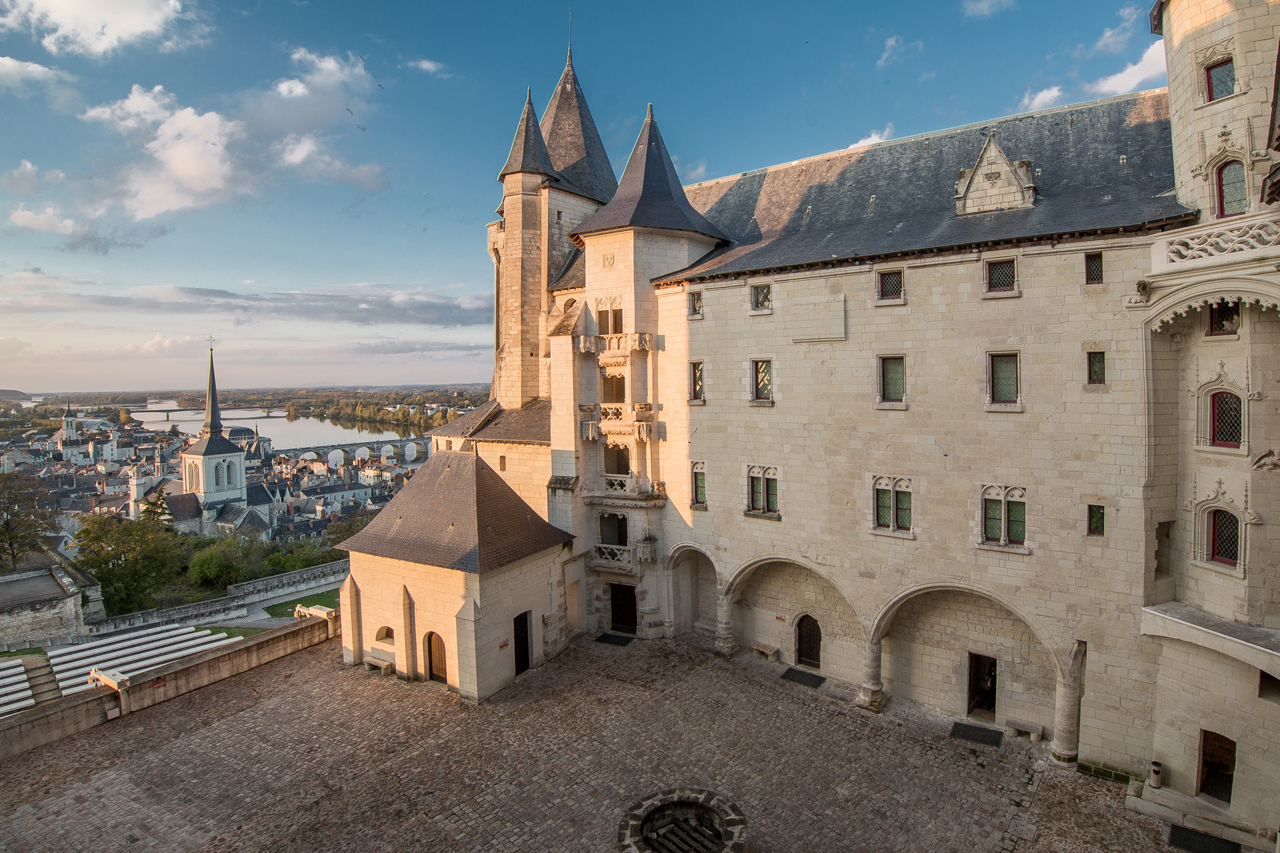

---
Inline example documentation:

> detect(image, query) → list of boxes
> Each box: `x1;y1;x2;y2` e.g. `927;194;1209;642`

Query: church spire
499;90;558;182
540;51;617;204
570;104;727;244
203;348;223;438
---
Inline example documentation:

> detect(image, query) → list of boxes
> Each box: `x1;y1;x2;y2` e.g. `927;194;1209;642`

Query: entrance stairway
23;658;62;705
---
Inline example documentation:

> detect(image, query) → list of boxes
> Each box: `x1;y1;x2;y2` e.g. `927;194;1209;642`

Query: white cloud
0;337;33;357
403;58;450;78
0;54;72;95
1084;40;1167;96
83;84;244;219
274;78;308;98
273;133;385;190
850;123;895;148
963;0;1015;17
0;0;201;57
877;35;923;69
1093;6;1141;55
1018;85;1064;112
289;47;370;91
2;159;39;194
10;203;75;234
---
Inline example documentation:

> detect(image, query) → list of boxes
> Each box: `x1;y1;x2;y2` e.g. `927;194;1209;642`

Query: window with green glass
750;475;763;511
693;470;706;506
1087;352;1105;385
1007;501;1026;544
875;489;892;527
1088;504;1105;536
990;354;1019;404
895;491;911;531
691;361;704;400
984;499;1003;542
881;357;905;403
766;476;778;513
1218;161;1247;217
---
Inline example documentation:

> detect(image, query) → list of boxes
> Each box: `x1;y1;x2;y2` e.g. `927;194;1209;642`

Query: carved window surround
1182;475;1261;577
1190;358;1258;455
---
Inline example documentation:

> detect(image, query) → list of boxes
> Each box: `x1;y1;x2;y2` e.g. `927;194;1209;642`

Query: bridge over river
276;437;429;467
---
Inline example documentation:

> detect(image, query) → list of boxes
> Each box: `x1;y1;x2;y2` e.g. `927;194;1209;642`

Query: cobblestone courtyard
0;635;1167;853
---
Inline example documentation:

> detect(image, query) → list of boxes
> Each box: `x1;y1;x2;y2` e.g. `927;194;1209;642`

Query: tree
117;408;135;425
76;515;180;616
139;493;168;524
0;473;58;572
322;510;376;550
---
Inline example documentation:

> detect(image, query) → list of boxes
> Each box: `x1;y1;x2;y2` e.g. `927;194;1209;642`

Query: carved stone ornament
1165;220;1280;263
1195;36;1235;67
1153;294;1280;331
603;253;615;268
1253;449;1280;471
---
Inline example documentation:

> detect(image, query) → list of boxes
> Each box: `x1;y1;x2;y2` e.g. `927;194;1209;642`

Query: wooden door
513;611;530;676
796;615;822;668
610;584;637;634
426;632;447;683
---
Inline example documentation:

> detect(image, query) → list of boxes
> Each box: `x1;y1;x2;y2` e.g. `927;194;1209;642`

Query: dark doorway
1199;730;1236;803
610;583;637;635
425;632;447;684
968;653;997;720
513;611;531;676
796;615;822;668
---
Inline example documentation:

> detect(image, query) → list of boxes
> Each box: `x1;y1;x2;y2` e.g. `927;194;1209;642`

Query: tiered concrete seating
0;658;34;716
48;626;235;695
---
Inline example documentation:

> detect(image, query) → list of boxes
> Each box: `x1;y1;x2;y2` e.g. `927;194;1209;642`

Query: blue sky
0;0;1168;393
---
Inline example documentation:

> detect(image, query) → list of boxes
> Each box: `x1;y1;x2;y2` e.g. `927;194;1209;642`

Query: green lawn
0;647;45;658
264;588;340;619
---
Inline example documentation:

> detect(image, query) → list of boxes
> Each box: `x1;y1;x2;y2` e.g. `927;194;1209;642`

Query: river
135;401;422;450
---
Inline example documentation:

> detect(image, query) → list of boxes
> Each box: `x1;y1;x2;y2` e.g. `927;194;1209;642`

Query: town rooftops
654;90;1194;284
429;398;551;445
338;450;571;573
183;434;242;457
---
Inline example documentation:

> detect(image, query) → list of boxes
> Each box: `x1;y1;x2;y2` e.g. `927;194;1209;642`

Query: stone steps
22;659;62;705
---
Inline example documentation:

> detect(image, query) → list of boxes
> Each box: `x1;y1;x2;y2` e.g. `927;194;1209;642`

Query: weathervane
207;335;217;350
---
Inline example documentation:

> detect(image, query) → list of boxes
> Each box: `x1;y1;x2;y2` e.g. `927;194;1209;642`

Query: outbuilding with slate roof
338;451;572;703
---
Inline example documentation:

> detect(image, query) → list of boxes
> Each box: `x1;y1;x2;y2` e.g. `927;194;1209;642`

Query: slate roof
549;299;584;337
203;349;223;437
499;91;558;182
548;247;585;291
164;492;201;521
429;398;551;444
184;434;242;456
540;50;618;205
247;483;272;506
655;91;1194;284
571;105;728;245
338;451;571;573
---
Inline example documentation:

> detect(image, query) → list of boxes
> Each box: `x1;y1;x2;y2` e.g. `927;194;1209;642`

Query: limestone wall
475;440;552;519
883;590;1057;735
472;546;565;702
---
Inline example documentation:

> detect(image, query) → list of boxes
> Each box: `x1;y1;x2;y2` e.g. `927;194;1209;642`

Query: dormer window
1206;59;1235;102
1217;161;1247;217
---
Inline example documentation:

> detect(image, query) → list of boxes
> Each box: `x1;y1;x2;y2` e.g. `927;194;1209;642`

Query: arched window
563;298;576;313
375;626;394;643
214;464;223;488
226;462;236;487
796;615;822;668
1218;161;1247;217
1210;392;1243;447
1210;510;1240;566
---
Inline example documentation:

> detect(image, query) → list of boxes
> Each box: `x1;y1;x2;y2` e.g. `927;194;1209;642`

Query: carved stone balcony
581;403;657;443
591;544;633;571
600;472;638;495
572;333;654;355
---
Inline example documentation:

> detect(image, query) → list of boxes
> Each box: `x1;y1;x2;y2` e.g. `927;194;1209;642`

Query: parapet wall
0;616;333;761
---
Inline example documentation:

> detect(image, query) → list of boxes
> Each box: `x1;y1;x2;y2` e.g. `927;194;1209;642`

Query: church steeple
540;50;617;204
571;104;726;244
499;90;558;182
203;348;223;438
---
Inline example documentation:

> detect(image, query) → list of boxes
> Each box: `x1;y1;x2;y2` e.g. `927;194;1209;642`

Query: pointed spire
570;104;727;244
541;52;617;204
203;348;223;437
63;396;72;418
499;91;558;182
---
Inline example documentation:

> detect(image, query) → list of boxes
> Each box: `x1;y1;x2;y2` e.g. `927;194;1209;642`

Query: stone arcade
340;2;1280;845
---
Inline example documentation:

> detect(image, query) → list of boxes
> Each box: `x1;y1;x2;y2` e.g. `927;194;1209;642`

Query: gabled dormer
955;133;1036;215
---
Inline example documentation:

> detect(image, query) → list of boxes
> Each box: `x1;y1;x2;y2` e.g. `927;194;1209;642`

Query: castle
340;1;1280;844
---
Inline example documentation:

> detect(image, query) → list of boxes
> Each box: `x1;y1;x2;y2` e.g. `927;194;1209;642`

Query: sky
0;0;1169;393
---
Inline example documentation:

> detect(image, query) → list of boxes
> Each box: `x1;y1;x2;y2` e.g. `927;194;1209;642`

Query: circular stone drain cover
617;788;747;853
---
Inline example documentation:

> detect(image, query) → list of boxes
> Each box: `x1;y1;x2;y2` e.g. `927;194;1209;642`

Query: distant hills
0;389;30;401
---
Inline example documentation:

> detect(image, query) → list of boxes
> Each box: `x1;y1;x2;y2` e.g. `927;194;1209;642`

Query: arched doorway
424;632;446;683
796;615;822;668
667;547;718;636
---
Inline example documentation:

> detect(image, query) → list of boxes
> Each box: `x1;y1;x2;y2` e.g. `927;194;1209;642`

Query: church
340;1;1280;844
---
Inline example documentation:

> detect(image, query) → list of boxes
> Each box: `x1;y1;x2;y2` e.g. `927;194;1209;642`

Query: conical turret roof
540;49;617;204
570;105;727;244
499;90;558;181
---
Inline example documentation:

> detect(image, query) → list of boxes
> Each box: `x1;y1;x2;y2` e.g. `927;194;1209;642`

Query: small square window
1260;670;1280;704
1087;504;1105;536
689;291;703;316
1208;302;1240;335
750;283;772;311
1085;253;1103;284
990;354;1019;404
1087;352;1106;385
1206;58;1235;102
987;259;1016;293
752;359;773;401
878;270;903;299
880;357;905;403
690;362;704;401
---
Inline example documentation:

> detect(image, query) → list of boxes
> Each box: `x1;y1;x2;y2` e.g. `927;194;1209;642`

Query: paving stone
0;636;1166;852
